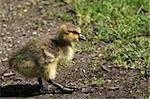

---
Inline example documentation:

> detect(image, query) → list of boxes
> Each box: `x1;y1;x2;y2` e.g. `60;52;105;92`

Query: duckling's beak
78;34;86;41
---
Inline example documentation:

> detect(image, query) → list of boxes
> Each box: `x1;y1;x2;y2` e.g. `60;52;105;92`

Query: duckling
9;24;86;93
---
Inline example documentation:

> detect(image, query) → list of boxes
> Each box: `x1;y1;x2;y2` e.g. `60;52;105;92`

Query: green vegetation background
48;0;149;74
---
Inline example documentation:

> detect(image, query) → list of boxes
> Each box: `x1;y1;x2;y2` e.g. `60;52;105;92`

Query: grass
55;0;150;72
37;0;149;72
91;77;107;86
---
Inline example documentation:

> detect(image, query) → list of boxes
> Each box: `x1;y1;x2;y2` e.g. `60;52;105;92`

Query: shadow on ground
0;84;43;97
0;84;85;97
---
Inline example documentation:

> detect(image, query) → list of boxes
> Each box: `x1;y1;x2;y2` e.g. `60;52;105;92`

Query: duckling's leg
38;77;43;89
37;77;49;94
47;80;81;93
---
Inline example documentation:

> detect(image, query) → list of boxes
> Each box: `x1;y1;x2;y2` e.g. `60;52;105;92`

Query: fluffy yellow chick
9;24;86;93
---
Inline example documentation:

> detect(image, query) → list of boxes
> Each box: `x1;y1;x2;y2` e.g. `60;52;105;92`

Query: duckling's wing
43;49;56;63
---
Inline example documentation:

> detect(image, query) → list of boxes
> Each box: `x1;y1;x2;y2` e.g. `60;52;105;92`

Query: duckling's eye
73;31;79;34
68;30;79;35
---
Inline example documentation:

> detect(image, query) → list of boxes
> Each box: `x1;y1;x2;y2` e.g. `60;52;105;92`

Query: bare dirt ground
0;0;149;98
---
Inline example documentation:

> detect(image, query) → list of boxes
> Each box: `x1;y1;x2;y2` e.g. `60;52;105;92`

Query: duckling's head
57;24;86;43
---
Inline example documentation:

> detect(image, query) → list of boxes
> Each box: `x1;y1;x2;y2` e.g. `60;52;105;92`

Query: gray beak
78;34;86;41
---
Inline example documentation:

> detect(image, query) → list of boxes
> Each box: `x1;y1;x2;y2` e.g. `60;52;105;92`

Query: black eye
72;31;79;35
68;30;79;35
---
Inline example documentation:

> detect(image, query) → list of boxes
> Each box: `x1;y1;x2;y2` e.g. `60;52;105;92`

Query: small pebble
2;57;8;62
6;32;10;35
3;72;15;77
3;24;7;28
24;9;28;12
0;51;2;54
48;29;51;32
8;44;13;47
3;37;7;41
7;48;11;51
0;33;5;37
109;86;119;90
82;69;86;73
32;31;37;35
17;40;21;43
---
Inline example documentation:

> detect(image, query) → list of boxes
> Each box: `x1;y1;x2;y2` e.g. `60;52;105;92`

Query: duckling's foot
47;80;81;93
38;87;49;94
37;77;49;94
57;86;81;93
